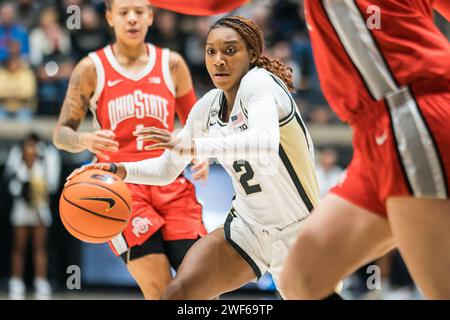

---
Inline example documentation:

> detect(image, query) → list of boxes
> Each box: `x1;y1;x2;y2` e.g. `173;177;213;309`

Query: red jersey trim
103;44;157;81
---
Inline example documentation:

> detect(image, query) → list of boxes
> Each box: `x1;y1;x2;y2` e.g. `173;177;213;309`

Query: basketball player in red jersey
53;0;207;299
279;1;450;299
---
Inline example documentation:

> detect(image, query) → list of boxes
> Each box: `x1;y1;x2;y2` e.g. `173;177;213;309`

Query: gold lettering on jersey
108;89;169;130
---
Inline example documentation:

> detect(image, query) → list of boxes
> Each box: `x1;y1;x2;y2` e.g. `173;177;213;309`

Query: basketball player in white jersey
67;15;321;299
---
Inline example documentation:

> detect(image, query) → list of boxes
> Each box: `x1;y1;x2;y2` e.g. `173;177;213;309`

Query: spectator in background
4;133;61;300
149;10;185;52
70;4;111;61
309;105;335;123
292;1;319;92
0;2;30;63
306;100;338;124
270;40;302;91
291;33;317;91
29;6;74;115
16;0;46;30
249;3;276;46
315;147;344;198
271;0;306;40
184;16;213;94
0;40;37;121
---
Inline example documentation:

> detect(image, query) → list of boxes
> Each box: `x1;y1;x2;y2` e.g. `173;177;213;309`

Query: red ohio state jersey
88;44;176;162
304;0;450;124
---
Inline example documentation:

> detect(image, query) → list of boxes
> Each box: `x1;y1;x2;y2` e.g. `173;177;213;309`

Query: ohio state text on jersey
88;44;176;162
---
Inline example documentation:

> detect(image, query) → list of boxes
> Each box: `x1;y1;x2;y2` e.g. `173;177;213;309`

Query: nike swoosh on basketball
107;79;123;87
375;132;388;145
80;197;116;211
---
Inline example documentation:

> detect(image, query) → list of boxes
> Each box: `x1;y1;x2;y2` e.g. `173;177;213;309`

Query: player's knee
12;242;26;254
281;273;335;300
278;270;313;299
160;279;191;300
161;278;200;300
32;241;46;253
277;273;292;299
280;237;338;299
138;280;166;300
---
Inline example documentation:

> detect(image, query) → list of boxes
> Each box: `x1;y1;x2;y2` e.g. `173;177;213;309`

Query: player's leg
31;223;52;299
164;238;199;271
9;226;28;299
114;184;172;299
156;176;208;256
280;151;395;300
11;226;29;279
385;90;450;298
155;176;207;269
121;230;173;300
387;198;450;299
127;255;173;299
279;194;394;299
32;224;48;280
160;227;257;300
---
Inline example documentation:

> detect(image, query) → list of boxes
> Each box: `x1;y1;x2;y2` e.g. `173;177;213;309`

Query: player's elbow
52;125;68;150
52;131;63;150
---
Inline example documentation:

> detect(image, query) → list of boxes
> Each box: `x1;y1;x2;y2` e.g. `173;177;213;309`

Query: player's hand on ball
192;159;209;182
80;130;119;161
133;127;195;157
65;162;126;186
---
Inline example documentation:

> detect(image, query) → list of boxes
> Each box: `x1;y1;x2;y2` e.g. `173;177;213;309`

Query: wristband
108;163;118;174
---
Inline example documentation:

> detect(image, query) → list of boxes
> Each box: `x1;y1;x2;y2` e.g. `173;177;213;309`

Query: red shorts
331;87;450;216
109;176;207;255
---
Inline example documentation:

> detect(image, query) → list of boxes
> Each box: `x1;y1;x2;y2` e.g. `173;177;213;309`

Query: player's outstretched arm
66;126;194;187
169;51;210;182
122;125;195;185
434;0;450;21
53;57;119;159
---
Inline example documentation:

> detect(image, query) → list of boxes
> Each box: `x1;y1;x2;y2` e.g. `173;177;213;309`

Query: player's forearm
53;126;88;153
122;150;192;186
194;127;279;161
194;96;280;161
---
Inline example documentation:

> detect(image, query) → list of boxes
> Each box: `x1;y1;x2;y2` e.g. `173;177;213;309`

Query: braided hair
209;16;294;92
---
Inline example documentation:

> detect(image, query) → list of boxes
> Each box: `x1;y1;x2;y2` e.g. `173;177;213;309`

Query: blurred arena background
0;0;448;300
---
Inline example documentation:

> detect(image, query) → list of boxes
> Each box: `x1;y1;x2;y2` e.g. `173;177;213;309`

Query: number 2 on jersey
233;161;262;195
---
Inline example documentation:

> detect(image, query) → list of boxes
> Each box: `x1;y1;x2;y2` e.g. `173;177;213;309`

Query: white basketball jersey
194;68;319;229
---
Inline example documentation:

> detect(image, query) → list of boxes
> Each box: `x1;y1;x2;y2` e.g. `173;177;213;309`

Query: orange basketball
59;169;132;243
